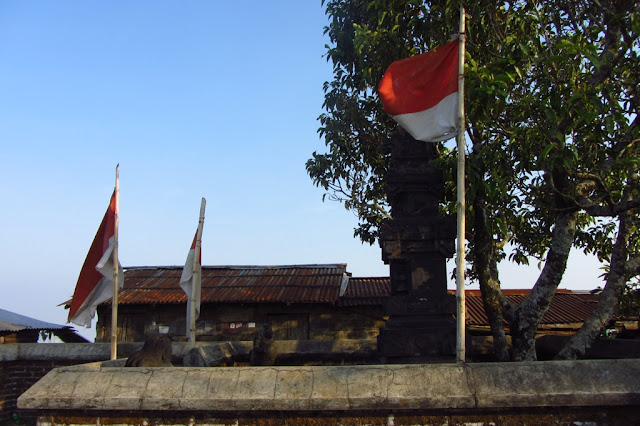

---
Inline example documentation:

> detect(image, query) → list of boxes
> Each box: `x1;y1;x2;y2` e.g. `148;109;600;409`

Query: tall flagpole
111;164;120;360
455;5;467;363
189;197;206;347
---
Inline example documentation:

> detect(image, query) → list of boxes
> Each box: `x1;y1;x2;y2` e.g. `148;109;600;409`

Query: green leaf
495;217;508;237
541;143;557;158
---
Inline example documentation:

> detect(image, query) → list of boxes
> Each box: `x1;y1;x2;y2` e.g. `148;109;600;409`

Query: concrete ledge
0;342;251;363
18;359;640;413
0;343;110;362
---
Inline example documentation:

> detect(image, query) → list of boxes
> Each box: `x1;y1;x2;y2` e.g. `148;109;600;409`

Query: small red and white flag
378;40;459;142
68;191;124;328
180;231;202;333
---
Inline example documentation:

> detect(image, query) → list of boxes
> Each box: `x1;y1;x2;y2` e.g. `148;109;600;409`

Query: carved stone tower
378;128;457;362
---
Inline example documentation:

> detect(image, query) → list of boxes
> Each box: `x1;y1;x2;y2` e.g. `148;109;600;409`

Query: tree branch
556;207;633;360
627;256;640;279
583;198;640;217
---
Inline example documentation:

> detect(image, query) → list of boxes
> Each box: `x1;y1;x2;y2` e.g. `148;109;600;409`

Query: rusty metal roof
338;277;390;307
103;268;601;327
459;289;600;327
114;265;348;305
336;280;600;327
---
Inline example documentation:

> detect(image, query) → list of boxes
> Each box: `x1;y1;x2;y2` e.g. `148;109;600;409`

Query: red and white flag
68;191;124;328
180;231;202;333
378;40;459;142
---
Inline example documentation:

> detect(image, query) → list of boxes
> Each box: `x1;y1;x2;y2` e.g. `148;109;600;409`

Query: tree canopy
307;0;640;360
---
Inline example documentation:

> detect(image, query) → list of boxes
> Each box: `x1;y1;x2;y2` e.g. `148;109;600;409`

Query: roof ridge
125;264;348;270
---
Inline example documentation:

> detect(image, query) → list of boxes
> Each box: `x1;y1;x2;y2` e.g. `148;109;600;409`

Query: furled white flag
68;191;124;327
378;40;459;142
180;225;202;335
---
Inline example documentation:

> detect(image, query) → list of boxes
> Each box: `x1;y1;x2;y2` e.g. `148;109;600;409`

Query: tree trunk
469;128;511;361
510;209;578;361
556;211;633;359
473;198;511;361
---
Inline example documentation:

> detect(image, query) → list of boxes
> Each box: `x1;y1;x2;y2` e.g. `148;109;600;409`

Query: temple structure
378;128;457;362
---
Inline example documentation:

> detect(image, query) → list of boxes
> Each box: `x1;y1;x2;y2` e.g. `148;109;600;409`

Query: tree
307;0;640;360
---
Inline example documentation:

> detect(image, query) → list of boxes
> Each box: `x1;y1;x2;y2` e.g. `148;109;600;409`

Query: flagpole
455;5;467;364
189;197;206;347
110;164;120;360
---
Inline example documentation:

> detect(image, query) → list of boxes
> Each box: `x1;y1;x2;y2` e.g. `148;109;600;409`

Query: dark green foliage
309;0;640;360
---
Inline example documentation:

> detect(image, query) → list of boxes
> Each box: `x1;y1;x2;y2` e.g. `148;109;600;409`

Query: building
82;264;628;346
93;264;388;343
0;308;87;344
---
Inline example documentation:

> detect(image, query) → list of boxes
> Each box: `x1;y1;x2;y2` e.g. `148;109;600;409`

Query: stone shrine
378;128;457;362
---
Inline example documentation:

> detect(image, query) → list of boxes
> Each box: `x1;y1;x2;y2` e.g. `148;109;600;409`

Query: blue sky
0;2;603;341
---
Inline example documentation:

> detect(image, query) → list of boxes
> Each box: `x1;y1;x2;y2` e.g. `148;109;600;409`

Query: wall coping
18;359;640;413
0;343;111;362
0;342;251;362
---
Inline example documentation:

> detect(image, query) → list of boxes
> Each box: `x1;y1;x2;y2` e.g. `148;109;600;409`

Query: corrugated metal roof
99;267;602;327
459;289;600;327
0;308;72;332
337;280;599;326
338;277;390;306
114;265;348;305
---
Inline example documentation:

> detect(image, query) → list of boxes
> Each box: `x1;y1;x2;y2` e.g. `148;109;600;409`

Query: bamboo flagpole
455;5;467;364
110;164;120;360
188;198;206;347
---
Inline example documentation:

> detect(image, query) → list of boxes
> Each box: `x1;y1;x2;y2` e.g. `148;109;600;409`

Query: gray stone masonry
184;339;376;367
19;359;640;413
378;129;457;361
0;341;251;363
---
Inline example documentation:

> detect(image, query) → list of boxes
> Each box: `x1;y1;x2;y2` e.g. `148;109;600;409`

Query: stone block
467;359;640;408
308;366;350;410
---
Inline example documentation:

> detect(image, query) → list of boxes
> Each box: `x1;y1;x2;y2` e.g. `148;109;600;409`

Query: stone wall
0;359;78;424
96;303;385;343
0;342;193;424
0;344;113;424
9;341;640;424
2;340;379;423
30;408;640;425
18;359;640;425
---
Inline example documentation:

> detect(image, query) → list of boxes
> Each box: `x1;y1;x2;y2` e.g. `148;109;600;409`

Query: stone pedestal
378;129;457;362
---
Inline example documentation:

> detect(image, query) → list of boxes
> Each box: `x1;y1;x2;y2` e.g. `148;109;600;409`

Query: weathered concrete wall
0;341;218;364
0;340;392;425
18;359;640;425
96;303;385;343
0;359;79;424
30;408;640;425
183;339;378;367
0;344;112;424
0;342;235;424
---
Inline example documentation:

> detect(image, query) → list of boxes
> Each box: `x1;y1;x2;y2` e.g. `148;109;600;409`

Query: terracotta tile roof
114;264;348;305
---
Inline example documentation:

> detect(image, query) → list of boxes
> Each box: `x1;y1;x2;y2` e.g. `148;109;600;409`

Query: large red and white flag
68;191;124;327
378;40;459;142
180;231;201;333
